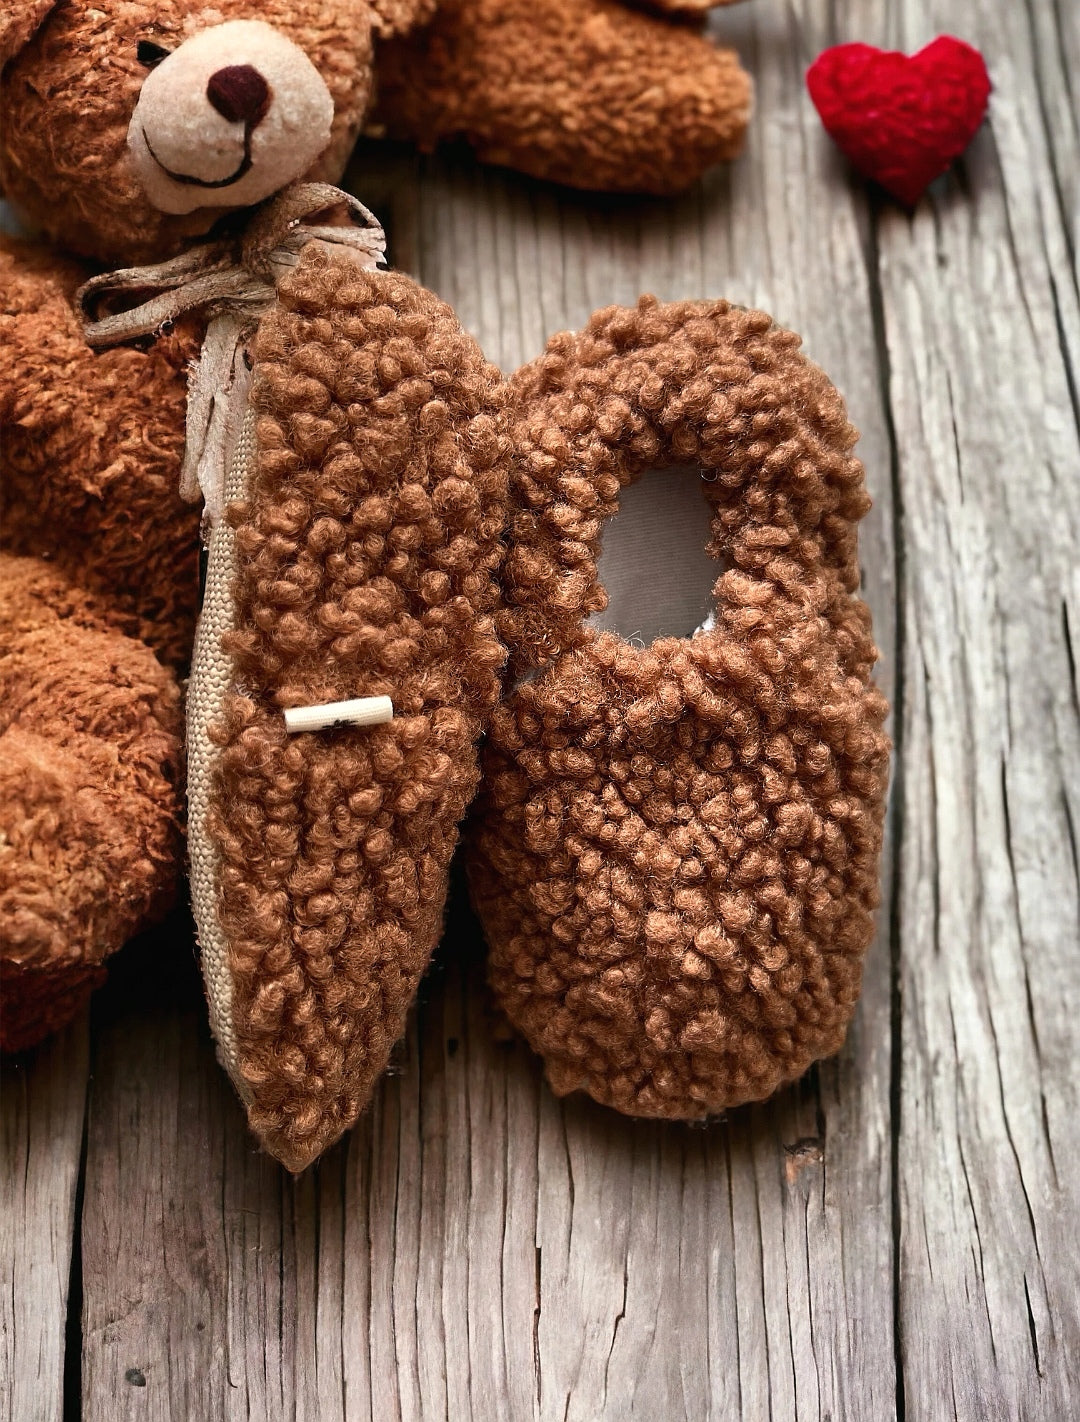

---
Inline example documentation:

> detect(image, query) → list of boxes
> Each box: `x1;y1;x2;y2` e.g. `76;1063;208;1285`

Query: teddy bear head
0;0;429;262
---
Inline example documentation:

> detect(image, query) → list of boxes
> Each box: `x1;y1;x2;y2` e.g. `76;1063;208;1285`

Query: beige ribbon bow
78;182;386;526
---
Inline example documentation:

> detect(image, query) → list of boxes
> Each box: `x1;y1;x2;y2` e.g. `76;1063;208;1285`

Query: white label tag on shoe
283;696;394;733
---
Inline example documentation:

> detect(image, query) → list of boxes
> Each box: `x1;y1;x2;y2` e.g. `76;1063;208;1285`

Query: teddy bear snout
127;20;335;217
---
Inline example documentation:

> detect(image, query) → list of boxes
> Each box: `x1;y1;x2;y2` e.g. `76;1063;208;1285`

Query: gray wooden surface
2;0;1078;1417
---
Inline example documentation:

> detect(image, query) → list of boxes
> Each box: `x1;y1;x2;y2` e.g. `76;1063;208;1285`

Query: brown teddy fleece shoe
188;251;508;1170
466;297;890;1119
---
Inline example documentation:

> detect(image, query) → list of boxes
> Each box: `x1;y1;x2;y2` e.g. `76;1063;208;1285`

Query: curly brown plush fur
374;0;751;196
0;240;200;667
0;556;185;1050
0;0;382;263
0;0;750;266
203;254;508;1169
467;297;890;1118
0;240;199;1049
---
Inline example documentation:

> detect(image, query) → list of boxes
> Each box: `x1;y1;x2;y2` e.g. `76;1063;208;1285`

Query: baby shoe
188;252;508;1170
467;296;890;1119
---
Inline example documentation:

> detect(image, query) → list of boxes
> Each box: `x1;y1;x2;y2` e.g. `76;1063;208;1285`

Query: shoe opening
588;468;724;644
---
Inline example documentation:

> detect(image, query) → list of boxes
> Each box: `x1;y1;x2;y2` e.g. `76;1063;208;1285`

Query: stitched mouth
143;123;254;189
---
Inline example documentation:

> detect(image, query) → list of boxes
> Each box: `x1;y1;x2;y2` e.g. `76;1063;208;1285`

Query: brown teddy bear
0;0;752;1052
2;0;752;265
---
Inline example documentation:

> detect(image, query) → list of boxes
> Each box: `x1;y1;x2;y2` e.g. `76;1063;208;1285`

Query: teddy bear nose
205;65;271;126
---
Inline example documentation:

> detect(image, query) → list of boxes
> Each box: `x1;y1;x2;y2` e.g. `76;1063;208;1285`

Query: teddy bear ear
0;0;58;68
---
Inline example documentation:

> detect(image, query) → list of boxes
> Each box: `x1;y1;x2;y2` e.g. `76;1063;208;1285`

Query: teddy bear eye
136;40;172;68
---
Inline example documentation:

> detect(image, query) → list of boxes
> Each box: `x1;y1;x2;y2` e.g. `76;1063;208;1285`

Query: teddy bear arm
0;240;201;669
0;555;186;1052
372;0;752;195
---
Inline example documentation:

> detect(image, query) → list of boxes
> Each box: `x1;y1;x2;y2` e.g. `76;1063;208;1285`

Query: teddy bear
0;0;753;1052
2;0;753;266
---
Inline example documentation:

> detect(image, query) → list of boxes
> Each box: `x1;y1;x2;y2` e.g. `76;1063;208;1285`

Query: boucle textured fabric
196;252;508;1170
467;297;890;1118
374;0;752;195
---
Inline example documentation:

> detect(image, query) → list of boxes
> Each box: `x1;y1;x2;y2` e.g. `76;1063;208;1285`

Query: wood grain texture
0;1017;88;1422
861;0;1080;1414
3;0;1078;1417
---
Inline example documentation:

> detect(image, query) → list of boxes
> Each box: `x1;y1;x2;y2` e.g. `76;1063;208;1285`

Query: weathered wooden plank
1020;0;1079;252
79;918;237;1420
0;1016;88;1422
853;0;1080;1415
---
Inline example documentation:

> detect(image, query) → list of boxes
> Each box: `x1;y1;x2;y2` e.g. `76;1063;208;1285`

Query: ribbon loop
76;183;386;524
241;183;385;282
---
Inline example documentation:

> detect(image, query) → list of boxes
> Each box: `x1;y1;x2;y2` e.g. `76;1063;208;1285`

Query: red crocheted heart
806;37;991;205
